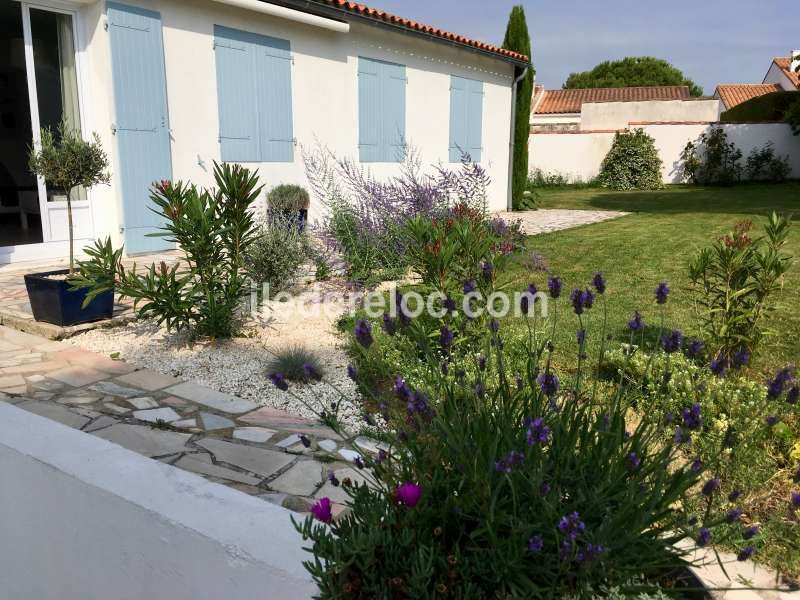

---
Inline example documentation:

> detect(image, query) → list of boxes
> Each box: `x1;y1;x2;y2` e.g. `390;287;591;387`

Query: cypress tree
502;5;533;210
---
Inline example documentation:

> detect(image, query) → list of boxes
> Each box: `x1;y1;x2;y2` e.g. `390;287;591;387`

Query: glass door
0;0;90;255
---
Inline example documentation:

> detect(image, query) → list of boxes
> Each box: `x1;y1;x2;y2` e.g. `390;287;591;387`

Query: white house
0;0;528;263
530;85;721;132
714;51;799;111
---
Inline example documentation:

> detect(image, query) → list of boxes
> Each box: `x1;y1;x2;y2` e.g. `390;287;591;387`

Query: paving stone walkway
498;208;630;235
0;325;369;517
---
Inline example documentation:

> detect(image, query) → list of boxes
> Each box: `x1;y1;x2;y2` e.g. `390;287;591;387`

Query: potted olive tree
25;119;113;326
267;184;310;231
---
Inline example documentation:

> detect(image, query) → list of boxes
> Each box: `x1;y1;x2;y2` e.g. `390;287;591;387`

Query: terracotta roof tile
773;57;800;89
532;86;691;115
715;83;782;110
309;0;528;63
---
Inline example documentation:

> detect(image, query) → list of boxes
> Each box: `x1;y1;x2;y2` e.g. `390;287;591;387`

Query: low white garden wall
0;402;316;600
529;122;800;184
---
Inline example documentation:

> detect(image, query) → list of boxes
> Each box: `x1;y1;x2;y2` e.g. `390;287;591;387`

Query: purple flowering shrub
303;144;492;283
688;213;792;361
286;278;767;597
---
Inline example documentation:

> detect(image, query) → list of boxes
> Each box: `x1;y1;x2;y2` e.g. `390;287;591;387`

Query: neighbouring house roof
715;83;783;110
292;0;528;64
771;57;800;89
531;85;691;114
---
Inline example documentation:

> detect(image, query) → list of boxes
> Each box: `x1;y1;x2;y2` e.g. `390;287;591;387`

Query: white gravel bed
68;285;365;431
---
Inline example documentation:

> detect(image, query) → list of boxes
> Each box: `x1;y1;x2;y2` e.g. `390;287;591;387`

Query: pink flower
311;497;333;523
396;482;422;508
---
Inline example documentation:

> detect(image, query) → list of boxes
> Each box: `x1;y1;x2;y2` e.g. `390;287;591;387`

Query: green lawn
507;183;800;374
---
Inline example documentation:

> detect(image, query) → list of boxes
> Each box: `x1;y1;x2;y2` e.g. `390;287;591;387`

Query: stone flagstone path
0;325;368;517
498;208;630;235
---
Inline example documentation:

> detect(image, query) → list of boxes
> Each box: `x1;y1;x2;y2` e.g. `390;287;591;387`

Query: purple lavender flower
697;527;711;547
767;366;794;400
558;511;586;540
682;403;703;430
443;296;456;312
592;272;606;294
495;450;525;473
474;382;485;398
732;349;750;369
393;376;411;399
382;313;397;336
439;325;454;349
570;288;595;315
685;338;704;359
576;329;586;345
526;417;552;446
303;362;322;381
691;458;703;473
726;508;742;523
737;546;755;561
674;426;692;445
787;385;799;405
702;477;721;497
327;470;340;486
537;372;559;398
547;276;563;299
481;261;494;281
728;489;742;502
626;451;641;471
478;355;487;370
376;449;387;464
661;330;683;354
576;543;606;563
354;456;365;469
347;364;358;381
627;311;644;332
463;280;476;294
395;291;412;324
354;319;373;349
655;282;670;305
710;355;729;377
792;491;800;509
765;415;779;427
527;535;544;553
540;481;552;496
743;525;759;540
268;372;288;391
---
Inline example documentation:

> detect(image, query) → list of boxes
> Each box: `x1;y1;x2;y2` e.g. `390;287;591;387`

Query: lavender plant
303;144;491;283
269;272;776;597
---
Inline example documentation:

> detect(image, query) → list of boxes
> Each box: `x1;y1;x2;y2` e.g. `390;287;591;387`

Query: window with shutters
214;25;293;162
449;75;484;162
358;57;406;163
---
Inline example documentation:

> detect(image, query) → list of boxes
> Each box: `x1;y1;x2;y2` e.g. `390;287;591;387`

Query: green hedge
720;91;797;123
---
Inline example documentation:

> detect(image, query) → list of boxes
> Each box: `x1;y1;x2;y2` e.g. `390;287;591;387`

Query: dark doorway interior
0;1;42;247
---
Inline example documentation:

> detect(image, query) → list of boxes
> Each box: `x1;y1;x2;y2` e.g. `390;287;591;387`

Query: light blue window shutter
358;57;381;162
449;76;467;162
466;78;484;162
214;26;259;162
381;61;406;162
257;36;294;162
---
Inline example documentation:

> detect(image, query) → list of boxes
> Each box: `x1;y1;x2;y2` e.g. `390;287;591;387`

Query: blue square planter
24;269;115;327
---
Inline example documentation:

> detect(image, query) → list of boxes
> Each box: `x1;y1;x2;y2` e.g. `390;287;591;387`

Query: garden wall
0;403;315;600
529;122;800;183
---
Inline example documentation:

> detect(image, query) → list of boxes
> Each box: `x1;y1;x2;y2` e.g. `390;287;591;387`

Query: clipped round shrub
267;184;310;212
598;128;663;191
266;344;324;383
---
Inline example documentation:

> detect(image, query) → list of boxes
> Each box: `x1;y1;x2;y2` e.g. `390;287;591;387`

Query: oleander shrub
245;212;310;297
688;214;792;360
745;143;791;183
286;271;764;598
598;128;663;191
73;162;260;338
679;127;742;186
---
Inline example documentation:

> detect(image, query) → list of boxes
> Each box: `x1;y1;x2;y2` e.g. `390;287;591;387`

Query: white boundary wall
0;403;316;600
529;122;800;184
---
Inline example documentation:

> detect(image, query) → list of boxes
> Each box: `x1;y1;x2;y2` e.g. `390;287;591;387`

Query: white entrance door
0;0;93;263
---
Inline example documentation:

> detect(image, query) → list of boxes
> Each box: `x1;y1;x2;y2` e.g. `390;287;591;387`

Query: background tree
501;5;533;210
564;57;703;96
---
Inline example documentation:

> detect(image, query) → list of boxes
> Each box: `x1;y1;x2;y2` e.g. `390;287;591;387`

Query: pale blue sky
363;0;798;95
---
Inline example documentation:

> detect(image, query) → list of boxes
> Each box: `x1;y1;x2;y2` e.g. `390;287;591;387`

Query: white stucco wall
0;402;316;599
529;122;800;184
76;0;515;252
579;99;722;131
